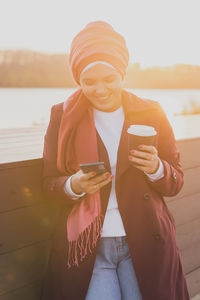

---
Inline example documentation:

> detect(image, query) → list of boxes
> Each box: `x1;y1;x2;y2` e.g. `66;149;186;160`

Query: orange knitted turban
69;21;129;85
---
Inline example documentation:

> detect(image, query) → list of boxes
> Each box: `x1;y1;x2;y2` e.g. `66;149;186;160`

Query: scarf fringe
67;215;103;269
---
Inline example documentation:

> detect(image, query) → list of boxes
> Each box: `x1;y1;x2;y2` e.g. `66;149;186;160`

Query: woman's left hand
128;145;159;174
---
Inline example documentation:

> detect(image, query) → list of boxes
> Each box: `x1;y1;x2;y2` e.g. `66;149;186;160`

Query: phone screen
80;162;107;177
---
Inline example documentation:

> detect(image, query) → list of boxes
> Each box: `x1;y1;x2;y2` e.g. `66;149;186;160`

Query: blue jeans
85;236;142;300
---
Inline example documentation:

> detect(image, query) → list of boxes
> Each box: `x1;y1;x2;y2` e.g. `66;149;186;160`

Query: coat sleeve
42;104;81;208
148;105;184;197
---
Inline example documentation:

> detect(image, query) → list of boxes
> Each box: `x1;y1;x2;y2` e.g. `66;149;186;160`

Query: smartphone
80;162;108;178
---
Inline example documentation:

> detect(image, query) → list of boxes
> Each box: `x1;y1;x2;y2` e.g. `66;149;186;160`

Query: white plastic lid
127;125;157;136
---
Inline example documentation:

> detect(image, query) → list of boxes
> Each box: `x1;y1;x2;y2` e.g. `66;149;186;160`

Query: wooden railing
166;137;200;297
0;159;60;300
0;137;200;299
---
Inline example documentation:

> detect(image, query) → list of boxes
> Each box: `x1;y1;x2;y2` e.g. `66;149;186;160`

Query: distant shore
174;99;200;116
1;50;200;89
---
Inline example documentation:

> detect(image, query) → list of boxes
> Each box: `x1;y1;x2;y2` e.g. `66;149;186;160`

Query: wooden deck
0;128;200;299
0;126;46;164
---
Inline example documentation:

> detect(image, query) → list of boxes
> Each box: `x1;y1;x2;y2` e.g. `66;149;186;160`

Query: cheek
110;83;122;93
110;78;123;89
82;86;94;96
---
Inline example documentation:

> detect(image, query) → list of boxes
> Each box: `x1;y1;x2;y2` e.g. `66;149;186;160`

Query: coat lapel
115;119;131;180
115;90;159;181
96;130;111;172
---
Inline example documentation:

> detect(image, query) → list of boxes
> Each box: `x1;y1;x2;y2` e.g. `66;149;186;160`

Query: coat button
144;193;150;200
154;233;161;240
172;172;177;181
50;183;56;191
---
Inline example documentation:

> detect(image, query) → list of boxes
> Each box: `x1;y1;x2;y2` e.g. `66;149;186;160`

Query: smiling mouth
96;94;111;101
97;96;108;99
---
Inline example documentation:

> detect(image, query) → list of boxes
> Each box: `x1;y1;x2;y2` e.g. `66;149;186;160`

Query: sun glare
0;0;199;67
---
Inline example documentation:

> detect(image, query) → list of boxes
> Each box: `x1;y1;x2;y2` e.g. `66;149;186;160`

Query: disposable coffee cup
127;125;157;153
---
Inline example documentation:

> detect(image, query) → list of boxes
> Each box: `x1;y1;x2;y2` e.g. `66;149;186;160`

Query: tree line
0;50;200;89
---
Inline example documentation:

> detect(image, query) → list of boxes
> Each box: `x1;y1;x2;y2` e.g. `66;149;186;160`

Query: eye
83;79;94;86
104;76;116;83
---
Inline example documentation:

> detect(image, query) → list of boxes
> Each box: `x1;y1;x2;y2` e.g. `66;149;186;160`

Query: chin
100;107;117;112
98;103;114;111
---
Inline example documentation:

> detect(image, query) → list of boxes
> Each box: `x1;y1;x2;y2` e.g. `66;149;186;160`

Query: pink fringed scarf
57;88;104;268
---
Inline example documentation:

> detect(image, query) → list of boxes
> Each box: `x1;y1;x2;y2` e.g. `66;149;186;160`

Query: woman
42;21;189;300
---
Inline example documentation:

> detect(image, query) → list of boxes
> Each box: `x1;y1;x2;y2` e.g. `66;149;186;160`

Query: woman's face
79;63;123;112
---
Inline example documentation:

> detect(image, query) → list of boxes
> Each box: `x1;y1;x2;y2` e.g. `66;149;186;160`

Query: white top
64;106;164;236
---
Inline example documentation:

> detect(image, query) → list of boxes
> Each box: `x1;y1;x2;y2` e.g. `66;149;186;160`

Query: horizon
1;48;200;70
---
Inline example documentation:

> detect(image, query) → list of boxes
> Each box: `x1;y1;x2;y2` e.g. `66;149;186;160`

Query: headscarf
69;21;129;84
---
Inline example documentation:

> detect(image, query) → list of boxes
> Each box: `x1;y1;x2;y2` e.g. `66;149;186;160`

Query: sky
0;0;200;68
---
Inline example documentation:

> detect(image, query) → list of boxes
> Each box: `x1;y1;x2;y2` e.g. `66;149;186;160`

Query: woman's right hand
71;170;113;195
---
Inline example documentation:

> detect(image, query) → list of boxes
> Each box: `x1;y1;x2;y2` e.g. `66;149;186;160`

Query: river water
0;88;200;139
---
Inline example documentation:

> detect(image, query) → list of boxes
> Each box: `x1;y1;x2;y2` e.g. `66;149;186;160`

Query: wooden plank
165;166;200;202
0;281;42;300
167;193;200;226
181;242;200;274
0;241;50;295
0;130;45;139
191;294;200;300
0;139;44;150
0;127;46;135
176;218;200;251
0;131;45;143
0;203;59;254
0;133;44;140
0;146;43;163
177;138;200;169
0;159;42;170
0;127;46;164
186;267;200;298
0;160;44;212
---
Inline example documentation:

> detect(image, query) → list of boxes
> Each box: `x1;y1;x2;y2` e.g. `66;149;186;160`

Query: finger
84;172;110;191
89;172;111;184
137;145;158;154
98;175;113;188
128;155;151;166
133;164;148;172
88;175;113;194
129;149;155;161
93;175;113;191
81;171;98;180
134;163;158;174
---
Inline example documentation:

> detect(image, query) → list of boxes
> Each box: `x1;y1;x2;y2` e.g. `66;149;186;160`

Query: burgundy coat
41;92;189;300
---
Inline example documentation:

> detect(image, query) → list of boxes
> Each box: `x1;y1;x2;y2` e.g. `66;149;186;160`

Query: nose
95;82;107;96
